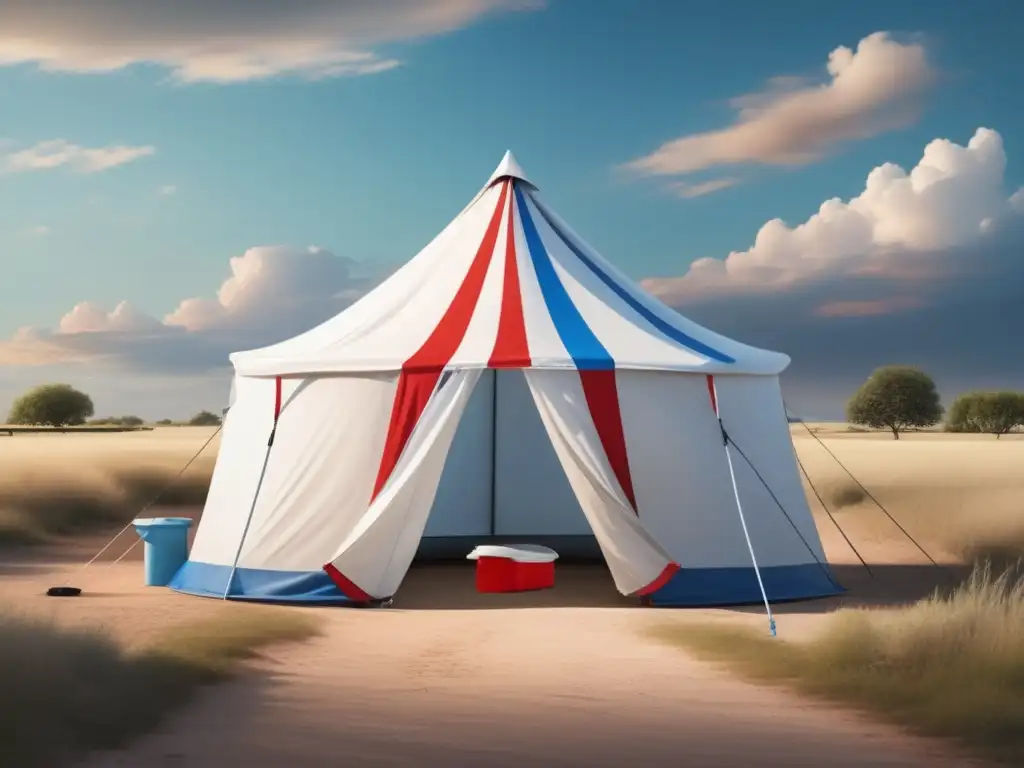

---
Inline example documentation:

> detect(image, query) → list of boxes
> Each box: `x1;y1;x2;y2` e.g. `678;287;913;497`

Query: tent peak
486;150;535;189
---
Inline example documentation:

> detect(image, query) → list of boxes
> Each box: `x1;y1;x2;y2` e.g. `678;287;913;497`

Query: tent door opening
417;369;599;561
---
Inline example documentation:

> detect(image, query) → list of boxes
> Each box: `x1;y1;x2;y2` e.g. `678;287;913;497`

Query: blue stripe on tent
529;195;736;364
646;562;842;607
169;560;355;605
514;184;614;370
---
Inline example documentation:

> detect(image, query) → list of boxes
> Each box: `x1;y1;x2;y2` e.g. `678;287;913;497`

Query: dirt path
0;539;982;768
69;581;980;767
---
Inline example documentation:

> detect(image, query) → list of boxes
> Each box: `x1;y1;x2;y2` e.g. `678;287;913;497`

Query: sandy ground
0;540;983;767
4;426;1019;766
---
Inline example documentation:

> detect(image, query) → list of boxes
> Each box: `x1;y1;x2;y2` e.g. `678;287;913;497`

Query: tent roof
486;150;534;189
231;153;790;377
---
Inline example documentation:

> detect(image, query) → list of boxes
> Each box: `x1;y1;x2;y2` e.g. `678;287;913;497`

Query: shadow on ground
386;560;989;613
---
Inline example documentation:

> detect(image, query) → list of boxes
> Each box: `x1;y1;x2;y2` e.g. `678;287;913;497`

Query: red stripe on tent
488;183;531;367
323;563;373;602
705;374;718;415
273;376;283;422
370;181;510;501
369;371;439;500
634;562;681;597
578;369;638;512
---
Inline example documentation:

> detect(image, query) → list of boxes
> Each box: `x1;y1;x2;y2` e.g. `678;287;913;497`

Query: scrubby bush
651;562;1024;764
89;415;145;427
0;609;320;766
188;410;222;427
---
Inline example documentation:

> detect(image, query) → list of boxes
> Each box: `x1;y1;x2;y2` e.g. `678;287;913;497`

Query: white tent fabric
524;369;677;596
324;369;480;600
170;151;840;607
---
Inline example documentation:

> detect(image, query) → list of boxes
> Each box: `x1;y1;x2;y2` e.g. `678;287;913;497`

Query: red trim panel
705;374;718;415
578;369;638;512
634;562;681;597
323;563;373;602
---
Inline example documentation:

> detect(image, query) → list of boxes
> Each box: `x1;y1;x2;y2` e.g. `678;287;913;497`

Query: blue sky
1;0;1022;419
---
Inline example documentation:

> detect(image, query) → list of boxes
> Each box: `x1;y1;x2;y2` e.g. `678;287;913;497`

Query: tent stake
713;378;777;637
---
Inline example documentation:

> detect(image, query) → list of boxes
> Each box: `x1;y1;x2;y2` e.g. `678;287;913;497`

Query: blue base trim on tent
647;563;843;607
169;560;355;605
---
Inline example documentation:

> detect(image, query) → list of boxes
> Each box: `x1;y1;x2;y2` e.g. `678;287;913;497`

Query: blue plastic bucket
133;517;193;587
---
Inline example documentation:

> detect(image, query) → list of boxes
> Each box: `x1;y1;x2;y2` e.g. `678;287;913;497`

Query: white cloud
642;127;1022;309
0;1;542;83
670;178;739;199
0;245;376;369
624;32;934;177
1011;187;1024;214
158;184;177;196
58;300;164;334
2;139;155;173
25;224;50;236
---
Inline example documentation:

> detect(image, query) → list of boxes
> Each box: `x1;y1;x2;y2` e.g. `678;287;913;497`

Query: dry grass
0;428;217;546
792;429;1024;566
649;562;1024;764
0;605;320;767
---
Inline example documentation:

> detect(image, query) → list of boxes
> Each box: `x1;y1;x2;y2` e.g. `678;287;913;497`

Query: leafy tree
188;410;222;427
7;384;95;427
965;391;1024;438
846;366;943;440
945;393;982;433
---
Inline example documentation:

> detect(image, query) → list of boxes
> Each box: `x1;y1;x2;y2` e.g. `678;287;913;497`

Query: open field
4;423;1022;566
0;427;219;546
1;425;1022;765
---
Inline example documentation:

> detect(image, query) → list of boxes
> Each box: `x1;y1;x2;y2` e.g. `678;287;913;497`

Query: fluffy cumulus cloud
2;139;155;173
641;127;1024;418
0;245;376;372
0;0;542;83
642;127;1014;303
624;32;934;184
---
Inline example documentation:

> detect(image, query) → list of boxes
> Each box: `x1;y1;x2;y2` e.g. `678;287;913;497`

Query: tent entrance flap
323;369;482;601
522;368;679;597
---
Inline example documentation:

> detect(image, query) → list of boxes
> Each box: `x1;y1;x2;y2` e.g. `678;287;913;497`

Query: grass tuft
0;606;320;767
0;464;213;546
649;561;1024;764
828;483;867;509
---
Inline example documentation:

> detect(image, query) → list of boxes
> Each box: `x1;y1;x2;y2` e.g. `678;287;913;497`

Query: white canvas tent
170;152;841;607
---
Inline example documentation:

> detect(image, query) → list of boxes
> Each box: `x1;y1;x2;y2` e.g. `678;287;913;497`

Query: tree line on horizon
4;383;222;429
4;373;1023;440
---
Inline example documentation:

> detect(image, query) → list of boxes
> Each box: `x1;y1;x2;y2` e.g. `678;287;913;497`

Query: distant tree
90;415;145;427
945;393;982;433
846;366;943;440
155;418;174;426
965;392;1024;438
188;410;222;427
7;384;95;427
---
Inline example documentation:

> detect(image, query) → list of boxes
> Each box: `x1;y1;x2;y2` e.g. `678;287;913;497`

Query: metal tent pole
223;378;283;600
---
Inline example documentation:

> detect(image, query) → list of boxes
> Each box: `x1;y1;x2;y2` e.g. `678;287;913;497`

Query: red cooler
467;544;559;593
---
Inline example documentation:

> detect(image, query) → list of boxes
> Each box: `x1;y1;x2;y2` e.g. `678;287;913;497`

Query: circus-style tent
170;152;841;607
